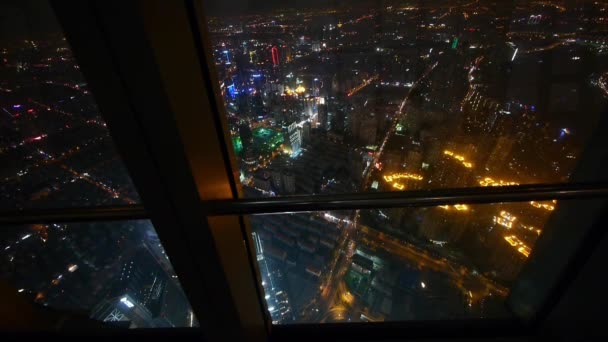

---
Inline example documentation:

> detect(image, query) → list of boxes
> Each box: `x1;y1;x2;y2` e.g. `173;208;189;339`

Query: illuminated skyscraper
90;242;190;327
271;46;279;66
222;50;231;64
288;122;302;156
108;247;166;315
91;294;156;328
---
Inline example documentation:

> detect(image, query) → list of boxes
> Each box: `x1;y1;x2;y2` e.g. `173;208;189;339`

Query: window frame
0;0;606;340
49;0;265;340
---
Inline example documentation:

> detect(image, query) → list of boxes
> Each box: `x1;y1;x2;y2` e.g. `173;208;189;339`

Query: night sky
0;0;368;40
0;0;438;38
0;0;58;42
205;0;389;15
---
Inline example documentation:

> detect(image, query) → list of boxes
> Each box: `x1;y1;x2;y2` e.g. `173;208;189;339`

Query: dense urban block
205;0;608;323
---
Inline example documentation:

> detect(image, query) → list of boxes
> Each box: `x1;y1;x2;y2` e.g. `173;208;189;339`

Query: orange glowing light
443;150;473;168
454;204;469;211
504;235;518;246
504;235;531;257
439;204;469;212
530;201;555;211
383;172;423;182
479;177;518;187
493;211;516;229
383;172;422;191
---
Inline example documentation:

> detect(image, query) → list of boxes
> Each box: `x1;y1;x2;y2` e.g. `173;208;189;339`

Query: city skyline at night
1;0;607;328
0;1;194;328
205;0;608;323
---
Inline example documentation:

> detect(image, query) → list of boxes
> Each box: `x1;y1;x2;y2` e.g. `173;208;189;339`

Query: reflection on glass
204;1;608;198
0;220;197;328
0;1;139;209
248;198;567;323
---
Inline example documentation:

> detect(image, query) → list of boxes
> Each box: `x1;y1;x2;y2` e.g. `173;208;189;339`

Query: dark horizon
203;0;468;16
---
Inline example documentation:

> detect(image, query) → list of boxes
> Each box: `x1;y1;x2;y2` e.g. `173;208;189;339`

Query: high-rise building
270;168;283;192
302;121;311;145
90;294;156;328
331;107;346;133
317;104;328;131
331;72;348;95
282;171;296;194
288;122;302;156
271;46;279;66
112;249;165;315
90;243;189;327
239;122;253;150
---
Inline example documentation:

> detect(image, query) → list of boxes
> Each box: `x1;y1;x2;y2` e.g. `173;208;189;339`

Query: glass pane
0;220;197;328
0;1;139;209
204;1;608;198
246;198;585;323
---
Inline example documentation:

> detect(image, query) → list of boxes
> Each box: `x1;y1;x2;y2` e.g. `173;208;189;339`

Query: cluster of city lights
478;177;519;187
504;235;531;257
443;150;473;168
383;172;423;190
530;200;555;211
438;204;470;211
493;210;517;228
340;290;354;304
283;85;306;96
521;224;542;236
392;183;405;190
383;172;423;182
347;74;379;97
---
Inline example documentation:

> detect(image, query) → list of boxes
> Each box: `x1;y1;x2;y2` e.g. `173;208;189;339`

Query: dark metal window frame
1;0;607;341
